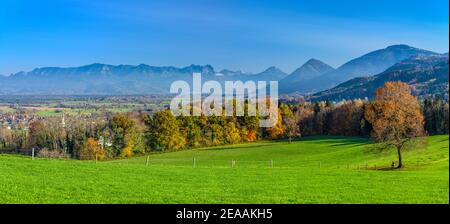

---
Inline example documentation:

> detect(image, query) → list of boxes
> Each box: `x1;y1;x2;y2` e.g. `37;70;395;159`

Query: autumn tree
145;110;186;151
0;126;13;149
80;138;105;160
45;117;67;152
205;115;225;146
224;121;241;144
28;120;47;149
312;102;327;135
295;105;314;136
365;81;426;168
329;100;365;136
179;116;202;147
280;104;299;143
266;111;284;139
110;114;138;157
237;101;260;142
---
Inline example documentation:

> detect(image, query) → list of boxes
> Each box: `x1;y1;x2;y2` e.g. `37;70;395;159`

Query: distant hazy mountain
280;59;335;93
285;44;439;94
249;66;288;81
0;64;287;95
309;54;449;101
0;44;443;96
215;66;288;82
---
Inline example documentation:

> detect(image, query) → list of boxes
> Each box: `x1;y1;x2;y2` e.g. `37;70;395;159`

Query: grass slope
0;135;448;204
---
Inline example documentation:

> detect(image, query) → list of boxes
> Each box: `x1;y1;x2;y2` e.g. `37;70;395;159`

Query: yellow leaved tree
365;81;426;168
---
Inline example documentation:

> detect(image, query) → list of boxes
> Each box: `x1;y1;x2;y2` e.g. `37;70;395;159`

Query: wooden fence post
146;156;149;166
32;148;35;160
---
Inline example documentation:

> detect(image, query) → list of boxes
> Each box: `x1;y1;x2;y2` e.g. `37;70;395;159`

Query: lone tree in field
365;81;425;169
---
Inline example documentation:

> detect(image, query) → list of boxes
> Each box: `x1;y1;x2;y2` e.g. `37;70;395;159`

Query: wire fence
84;156;404;170
2;150;410;170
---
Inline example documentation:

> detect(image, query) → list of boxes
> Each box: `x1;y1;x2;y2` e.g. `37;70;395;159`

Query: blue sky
0;0;448;75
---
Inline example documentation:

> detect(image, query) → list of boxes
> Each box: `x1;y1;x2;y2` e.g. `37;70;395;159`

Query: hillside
285;45;439;94
279;59;335;93
0;135;448;203
309;54;449;101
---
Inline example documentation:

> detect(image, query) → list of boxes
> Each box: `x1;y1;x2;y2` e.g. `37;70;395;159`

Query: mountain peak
310;54;449;101
263;66;283;73
137;63;150;68
303;58;334;69
285;59;334;81
82;63;109;68
245;66;288;81
305;58;323;64
330;44;437;77
278;59;335;93
184;64;214;69
179;64;215;75
279;44;438;94
385;44;414;50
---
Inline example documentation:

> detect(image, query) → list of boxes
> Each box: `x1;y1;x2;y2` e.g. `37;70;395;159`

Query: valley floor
0;135;448;204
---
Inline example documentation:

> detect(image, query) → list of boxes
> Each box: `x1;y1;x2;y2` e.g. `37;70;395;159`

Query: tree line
0;82;448;162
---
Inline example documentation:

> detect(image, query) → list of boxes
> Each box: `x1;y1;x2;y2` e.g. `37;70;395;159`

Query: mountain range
308;54;449;101
0;63;291;95
0;44;448;99
279;44;439;94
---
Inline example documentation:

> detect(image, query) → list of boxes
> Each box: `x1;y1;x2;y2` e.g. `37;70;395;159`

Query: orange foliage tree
80;138;105;160
267;111;284;139
365;81;425;168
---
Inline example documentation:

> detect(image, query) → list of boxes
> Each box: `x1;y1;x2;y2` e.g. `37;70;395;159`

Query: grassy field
0;105;140;117
0;106;15;113
0;135;448;204
33;107;135;117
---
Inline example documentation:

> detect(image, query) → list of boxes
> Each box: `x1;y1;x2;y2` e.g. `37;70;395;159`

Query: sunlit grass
0;135;447;204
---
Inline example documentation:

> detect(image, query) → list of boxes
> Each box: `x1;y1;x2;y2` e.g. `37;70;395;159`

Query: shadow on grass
438;136;449;142
203;143;276;151
295;136;369;147
329;142;368;147
366;166;395;171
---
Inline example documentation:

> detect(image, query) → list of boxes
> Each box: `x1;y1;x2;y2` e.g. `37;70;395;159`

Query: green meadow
0;135;448;204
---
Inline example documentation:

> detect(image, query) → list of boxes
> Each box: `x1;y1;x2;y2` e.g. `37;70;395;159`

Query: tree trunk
396;146;403;169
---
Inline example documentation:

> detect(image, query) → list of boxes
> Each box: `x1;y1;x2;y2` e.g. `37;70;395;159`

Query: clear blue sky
0;0;448;75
